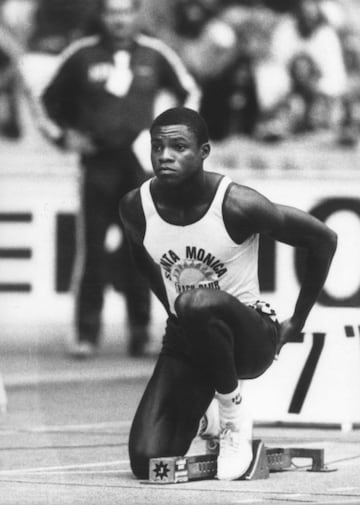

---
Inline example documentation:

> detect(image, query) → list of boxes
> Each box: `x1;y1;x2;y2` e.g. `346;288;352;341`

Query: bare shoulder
221;182;281;242
227;182;274;208
120;187;140;211
226;182;281;223
223;180;337;247
119;188;145;242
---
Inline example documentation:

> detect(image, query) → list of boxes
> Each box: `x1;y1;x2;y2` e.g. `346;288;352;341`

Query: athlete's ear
201;142;210;160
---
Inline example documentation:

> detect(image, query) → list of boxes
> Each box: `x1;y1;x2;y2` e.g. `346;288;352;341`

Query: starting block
149;439;335;484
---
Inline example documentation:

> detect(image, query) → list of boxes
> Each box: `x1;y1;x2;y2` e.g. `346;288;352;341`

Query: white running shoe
216;422;253;480
197;397;221;439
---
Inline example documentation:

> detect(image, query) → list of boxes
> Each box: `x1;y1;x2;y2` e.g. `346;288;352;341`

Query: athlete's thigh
189;289;277;378
219;294;277;378
129;353;213;459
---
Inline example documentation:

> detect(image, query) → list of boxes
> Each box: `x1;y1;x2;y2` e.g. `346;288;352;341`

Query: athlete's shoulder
223;180;283;238
226;181;275;212
120;187;146;239
120;187;142;219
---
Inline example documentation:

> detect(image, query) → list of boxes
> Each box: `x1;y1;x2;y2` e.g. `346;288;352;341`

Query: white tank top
140;175;260;315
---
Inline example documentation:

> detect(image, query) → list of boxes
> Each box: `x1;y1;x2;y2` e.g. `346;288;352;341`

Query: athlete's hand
63;129;97;154
276;318;303;357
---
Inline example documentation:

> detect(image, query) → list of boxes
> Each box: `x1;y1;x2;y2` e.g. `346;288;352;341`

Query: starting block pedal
266;446;336;473
149;453;217;483
242;439;269;480
149;439;335;484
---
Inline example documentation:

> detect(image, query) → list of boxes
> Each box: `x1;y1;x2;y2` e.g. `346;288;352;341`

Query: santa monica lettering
186;246;227;277
160;250;180;279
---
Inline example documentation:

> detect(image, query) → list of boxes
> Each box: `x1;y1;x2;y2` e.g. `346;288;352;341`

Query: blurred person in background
254;0;348;141
321;0;360;147
337;28;360;147
41;0;200;359
218;1;278;139
158;0;241;140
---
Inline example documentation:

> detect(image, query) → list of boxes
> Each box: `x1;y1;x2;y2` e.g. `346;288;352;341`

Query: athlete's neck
151;171;221;226
155;171;208;208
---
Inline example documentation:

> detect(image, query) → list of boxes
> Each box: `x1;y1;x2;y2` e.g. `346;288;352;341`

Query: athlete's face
150;125;210;185
101;0;140;47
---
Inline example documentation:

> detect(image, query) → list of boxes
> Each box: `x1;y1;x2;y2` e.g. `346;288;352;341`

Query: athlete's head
150;108;210;184
150;107;209;147
100;0;142;48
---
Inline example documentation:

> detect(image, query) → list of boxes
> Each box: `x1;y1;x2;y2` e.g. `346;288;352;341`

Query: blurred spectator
337;28;360;147
254;0;348;141
219;2;278;138
158;0;242;140
200;54;258;139
321;0;360;147
40;0;200;358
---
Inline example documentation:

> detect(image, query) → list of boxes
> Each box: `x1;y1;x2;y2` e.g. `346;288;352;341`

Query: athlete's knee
174;289;219;322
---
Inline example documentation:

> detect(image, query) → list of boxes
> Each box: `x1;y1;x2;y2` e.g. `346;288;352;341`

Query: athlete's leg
174;289;278;480
129;353;214;479
175;289;276;387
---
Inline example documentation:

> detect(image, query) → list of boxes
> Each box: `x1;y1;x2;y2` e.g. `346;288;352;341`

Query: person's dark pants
0;77;22;139
75;147;151;350
129;289;279;478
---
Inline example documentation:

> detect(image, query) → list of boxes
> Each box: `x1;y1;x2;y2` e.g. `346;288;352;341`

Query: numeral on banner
288;333;326;414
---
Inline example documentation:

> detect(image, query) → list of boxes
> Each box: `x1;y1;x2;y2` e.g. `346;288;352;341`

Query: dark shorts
161;300;280;363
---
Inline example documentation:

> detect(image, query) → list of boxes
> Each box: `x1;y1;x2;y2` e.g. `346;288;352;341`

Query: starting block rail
149;439;336;484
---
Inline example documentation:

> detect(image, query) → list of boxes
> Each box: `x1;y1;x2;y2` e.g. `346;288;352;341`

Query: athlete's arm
268;203;337;353
224;184;337;352
120;190;170;314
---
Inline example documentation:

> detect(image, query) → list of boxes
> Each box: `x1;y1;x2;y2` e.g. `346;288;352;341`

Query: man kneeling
120;107;337;480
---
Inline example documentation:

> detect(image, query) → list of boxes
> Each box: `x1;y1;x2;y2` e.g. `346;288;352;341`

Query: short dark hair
150;107;209;145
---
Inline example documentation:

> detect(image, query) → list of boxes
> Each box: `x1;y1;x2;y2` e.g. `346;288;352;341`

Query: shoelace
197;415;208;437
219;427;242;455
